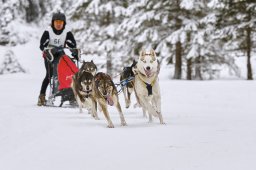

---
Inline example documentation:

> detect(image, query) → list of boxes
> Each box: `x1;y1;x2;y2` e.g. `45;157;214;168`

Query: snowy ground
0;40;256;170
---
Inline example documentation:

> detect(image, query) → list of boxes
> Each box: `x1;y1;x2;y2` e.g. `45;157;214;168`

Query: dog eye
141;59;146;63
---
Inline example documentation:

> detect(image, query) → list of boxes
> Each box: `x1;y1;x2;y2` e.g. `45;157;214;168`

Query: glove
70;49;79;60
51;46;63;56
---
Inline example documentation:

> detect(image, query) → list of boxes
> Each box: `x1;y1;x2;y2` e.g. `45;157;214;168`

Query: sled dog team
71;49;165;128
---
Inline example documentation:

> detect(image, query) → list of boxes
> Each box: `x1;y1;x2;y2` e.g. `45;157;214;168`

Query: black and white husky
133;49;164;124
120;60;137;108
71;61;99;119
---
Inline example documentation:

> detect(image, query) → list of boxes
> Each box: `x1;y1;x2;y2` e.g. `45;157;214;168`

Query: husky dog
71;61;99;119
120;60;137;108
133;49;164;124
79;60;97;76
92;72;127;128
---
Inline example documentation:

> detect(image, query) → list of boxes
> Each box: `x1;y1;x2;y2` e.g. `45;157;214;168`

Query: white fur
133;49;165;124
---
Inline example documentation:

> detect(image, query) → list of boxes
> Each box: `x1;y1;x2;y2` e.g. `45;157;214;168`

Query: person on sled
37;11;78;106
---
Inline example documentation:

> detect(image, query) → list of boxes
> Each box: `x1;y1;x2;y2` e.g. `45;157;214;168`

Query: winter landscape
1;1;256;170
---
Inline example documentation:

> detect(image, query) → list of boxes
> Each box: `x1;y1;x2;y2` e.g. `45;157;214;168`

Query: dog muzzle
144;68;154;77
82;89;92;97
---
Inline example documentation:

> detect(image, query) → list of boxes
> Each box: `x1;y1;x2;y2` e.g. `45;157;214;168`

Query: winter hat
52;12;66;23
51;12;66;35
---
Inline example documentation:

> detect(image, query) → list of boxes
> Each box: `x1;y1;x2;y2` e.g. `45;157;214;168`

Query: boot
37;94;46;106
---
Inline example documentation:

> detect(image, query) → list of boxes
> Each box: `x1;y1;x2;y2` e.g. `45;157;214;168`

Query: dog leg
99;100;114;128
142;108;147;118
91;99;99;120
76;96;83;113
153;95;165;124
134;95;147;118
113;95;127;126
139;97;158;122
126;87;132;108
122;87;129;108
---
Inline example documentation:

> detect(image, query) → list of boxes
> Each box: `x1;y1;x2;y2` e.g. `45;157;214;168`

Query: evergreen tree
215;0;256;80
69;0;129;76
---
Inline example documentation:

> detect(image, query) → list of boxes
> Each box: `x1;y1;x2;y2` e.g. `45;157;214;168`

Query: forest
0;0;256;80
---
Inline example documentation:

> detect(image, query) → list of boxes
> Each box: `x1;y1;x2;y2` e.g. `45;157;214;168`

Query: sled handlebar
43;47;81;62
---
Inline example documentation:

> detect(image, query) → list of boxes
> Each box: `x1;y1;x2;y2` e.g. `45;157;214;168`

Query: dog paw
107;124;115;128
121;121;127;126
93;116;100;120
133;103;140;108
147;120;153;123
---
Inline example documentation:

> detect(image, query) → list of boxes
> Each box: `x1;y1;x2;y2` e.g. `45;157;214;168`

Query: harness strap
137;72;157;96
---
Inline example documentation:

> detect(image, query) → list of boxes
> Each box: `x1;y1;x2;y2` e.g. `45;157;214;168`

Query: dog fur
133;49;164;124
92;72;127;128
120;60;137;108
79;60;97;76
71;61;99;119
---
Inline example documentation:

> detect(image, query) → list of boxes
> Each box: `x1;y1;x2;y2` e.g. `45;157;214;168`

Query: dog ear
132;65;137;75
91;60;94;63
150;49;156;56
150;49;156;60
131;59;137;67
140;49;146;57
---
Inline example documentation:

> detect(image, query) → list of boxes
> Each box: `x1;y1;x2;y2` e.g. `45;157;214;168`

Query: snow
1;38;256;170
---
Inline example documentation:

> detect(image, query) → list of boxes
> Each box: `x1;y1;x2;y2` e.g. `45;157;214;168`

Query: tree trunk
106;51;112;76
25;0;38;23
187;58;192;80
194;56;202;80
246;13;253;80
173;41;182;79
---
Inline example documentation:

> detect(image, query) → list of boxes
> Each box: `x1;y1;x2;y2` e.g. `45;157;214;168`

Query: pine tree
215;0;256;80
69;0;129;76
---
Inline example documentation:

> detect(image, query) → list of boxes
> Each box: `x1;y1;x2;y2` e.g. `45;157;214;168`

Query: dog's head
79;72;94;93
80;60;97;75
121;60;137;80
95;73;114;97
137;49;158;77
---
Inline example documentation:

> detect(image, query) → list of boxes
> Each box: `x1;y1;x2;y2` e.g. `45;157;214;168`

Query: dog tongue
106;95;114;106
144;69;151;77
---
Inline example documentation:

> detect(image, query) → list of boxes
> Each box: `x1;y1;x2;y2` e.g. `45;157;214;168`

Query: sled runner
44;47;80;107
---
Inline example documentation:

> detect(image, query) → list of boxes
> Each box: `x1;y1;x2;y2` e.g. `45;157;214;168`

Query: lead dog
92;72;127;128
71;61;99;119
133;49;164;124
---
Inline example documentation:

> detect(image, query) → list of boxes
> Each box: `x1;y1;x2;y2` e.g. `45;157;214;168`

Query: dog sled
44;47;80;107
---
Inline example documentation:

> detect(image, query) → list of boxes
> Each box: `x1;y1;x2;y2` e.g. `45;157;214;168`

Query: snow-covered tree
180;0;239;80
69;0;129;76
0;50;26;74
214;0;256;80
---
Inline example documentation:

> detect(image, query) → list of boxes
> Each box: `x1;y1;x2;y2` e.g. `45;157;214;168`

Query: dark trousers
40;59;53;95
40;57;60;95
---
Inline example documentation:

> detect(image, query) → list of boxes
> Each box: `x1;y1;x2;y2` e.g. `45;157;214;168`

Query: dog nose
86;86;90;90
146;66;150;70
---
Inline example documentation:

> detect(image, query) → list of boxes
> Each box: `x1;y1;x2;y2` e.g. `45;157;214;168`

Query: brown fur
92;72;127;128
